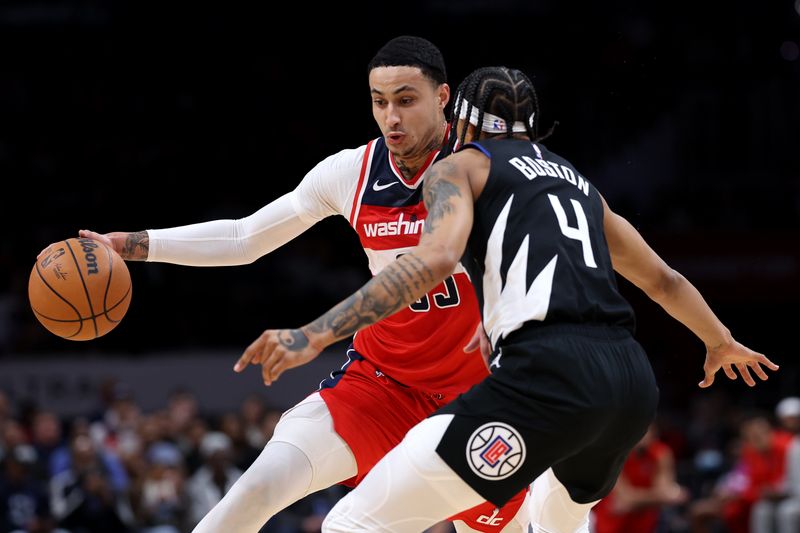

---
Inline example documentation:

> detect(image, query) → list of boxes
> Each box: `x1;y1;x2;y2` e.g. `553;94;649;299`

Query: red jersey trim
349;140;376;226
389;147;440;189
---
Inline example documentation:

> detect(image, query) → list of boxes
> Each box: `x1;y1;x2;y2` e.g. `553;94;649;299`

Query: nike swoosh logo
372;180;398;192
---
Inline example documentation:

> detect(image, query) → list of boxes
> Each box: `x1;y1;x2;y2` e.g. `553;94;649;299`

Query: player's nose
385;104;401;128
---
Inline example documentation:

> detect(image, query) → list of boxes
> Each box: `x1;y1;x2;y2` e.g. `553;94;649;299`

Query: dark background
2;0;799;415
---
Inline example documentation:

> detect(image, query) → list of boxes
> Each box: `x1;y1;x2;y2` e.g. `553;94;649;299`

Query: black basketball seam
33;260;83;338
99;245;131;323
65;239;99;339
103;284;131;324
103;243;113;317
31;285;131;323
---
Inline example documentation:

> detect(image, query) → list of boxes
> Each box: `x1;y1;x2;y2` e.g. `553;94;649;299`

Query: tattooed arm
234;151;485;385
78;230;150;260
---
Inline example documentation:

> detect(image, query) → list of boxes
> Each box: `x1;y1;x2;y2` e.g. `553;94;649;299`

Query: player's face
369;66;449;159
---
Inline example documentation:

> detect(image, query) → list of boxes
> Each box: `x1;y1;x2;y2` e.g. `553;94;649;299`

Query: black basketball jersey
461;139;635;348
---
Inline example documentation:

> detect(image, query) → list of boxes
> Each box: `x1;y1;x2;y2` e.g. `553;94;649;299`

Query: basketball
29;237;132;340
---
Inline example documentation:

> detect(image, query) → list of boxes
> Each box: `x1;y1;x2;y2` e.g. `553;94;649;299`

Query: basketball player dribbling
240;66;779;532
73;39;529;532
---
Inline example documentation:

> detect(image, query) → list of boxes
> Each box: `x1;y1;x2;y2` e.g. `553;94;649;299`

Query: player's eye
400;97;414;105
373;99;386;107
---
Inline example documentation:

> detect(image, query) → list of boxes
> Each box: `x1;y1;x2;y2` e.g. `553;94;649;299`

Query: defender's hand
234;328;322;385
699;339;779;388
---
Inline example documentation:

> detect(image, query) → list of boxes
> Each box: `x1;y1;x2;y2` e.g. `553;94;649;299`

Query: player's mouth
386;132;406;145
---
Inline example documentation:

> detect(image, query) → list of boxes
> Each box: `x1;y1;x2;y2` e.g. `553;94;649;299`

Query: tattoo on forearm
279;329;309;350
307;253;438;341
405;253;435;283
122;231;149;260
422;162;462;234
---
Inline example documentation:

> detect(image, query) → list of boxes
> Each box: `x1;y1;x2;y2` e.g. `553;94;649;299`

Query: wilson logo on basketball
466;422;526;480
78;238;100;274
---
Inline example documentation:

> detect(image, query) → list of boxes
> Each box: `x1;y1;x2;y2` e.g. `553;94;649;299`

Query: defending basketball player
239;66;778;532
66;39;529;532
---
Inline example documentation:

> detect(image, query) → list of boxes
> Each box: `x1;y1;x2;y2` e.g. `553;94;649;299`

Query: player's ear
438;83;450;109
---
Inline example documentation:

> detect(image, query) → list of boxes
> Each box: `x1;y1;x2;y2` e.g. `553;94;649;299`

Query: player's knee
242;441;313;497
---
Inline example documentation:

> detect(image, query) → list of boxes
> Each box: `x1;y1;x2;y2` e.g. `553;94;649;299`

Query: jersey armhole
462;142;491;158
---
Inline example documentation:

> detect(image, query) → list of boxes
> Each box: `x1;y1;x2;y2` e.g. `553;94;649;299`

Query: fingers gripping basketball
29;237;132;340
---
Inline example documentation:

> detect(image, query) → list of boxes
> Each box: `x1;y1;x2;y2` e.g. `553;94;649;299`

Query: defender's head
368;36;450;159
449;66;541;151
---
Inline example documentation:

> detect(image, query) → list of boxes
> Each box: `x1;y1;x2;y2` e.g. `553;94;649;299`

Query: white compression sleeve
192;393;357;533
147;191;315;266
323;415;484;533
529;468;595;533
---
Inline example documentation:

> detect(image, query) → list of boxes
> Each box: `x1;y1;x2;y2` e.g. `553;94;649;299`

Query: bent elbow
647;268;684;302
423;247;460;282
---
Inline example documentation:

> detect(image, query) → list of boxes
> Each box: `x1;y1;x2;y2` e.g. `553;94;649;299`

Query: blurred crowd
0;382;346;533
1;378;799;533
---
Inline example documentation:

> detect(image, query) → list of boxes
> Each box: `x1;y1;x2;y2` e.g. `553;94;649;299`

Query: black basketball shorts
434;324;659;507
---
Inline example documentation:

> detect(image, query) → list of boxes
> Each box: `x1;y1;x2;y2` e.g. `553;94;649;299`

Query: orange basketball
29;237;132;340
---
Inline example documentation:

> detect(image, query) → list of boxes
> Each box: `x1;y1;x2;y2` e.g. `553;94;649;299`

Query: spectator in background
166;391;198;442
218;414;259;471
690;412;792;533
239;395;267;451
30;412;63;481
751;397;800;533
186;432;241;528
592;423;688;533
180;418;209;476
0;445;67;533
88;383;141;457
50;418;129;495
775;396;800;435
0;422;27;469
131;442;187;533
49;435;132;533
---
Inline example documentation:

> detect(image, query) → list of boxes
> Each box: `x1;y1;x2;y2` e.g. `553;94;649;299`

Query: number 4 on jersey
547;194;597;268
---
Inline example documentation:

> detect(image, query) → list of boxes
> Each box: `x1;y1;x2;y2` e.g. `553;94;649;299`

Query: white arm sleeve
146;192;314;266
146;145;366;266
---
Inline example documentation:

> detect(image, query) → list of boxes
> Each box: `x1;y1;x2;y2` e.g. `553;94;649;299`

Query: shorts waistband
349;345;448;401
502;323;633;344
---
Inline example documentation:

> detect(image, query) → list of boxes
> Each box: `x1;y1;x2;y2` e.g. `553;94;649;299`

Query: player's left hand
699;339;779;388
234;327;323;385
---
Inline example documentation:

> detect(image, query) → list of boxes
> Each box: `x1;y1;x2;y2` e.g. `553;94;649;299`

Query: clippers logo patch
466;422;526;480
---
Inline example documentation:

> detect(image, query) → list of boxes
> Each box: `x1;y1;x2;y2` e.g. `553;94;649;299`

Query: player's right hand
78;229;114;249
234;327;323;386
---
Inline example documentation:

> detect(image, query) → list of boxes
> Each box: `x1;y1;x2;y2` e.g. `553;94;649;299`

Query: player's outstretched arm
63;193;315;266
36;229;148;260
234;156;476;385
600;195;779;388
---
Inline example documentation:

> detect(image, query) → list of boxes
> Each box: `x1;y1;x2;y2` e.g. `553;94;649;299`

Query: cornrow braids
449;66;553;153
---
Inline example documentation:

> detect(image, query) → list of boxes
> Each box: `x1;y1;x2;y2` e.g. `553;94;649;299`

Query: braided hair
449;66;553;152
